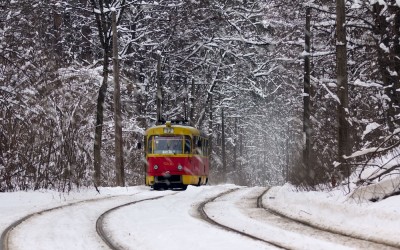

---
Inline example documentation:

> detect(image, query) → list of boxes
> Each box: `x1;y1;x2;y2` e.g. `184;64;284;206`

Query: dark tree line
1;0;399;192
290;0;400;193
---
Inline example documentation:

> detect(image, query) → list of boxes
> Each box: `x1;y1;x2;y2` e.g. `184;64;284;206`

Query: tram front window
154;136;183;154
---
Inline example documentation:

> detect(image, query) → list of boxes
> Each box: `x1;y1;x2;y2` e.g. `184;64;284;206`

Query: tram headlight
153;165;159;170
177;165;183;171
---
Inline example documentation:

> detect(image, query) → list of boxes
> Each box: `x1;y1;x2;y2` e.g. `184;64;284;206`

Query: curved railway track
197;188;287;249
200;187;399;250
1;203;74;250
0;193;138;250
96;194;174;250
2;187;398;250
257;188;400;249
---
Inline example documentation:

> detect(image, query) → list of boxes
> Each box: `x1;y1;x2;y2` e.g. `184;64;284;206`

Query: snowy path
205;187;396;250
264;186;400;248
96;194;176;249
102;185;274;250
1;185;399;250
5;190;174;250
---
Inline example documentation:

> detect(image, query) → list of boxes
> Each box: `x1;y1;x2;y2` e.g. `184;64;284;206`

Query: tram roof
144;124;207;137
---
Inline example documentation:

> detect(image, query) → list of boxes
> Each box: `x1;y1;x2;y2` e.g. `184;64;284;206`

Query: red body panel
147;155;209;177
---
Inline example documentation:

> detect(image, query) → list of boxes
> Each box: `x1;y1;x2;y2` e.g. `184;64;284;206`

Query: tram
144;120;209;190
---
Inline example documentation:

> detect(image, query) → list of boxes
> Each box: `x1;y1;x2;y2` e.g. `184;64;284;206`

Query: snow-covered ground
0;184;399;250
265;183;400;248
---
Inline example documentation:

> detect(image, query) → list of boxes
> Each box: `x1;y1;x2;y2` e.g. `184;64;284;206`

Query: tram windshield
154;136;184;154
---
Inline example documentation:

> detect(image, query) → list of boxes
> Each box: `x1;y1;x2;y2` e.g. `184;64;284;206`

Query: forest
1;0;399;194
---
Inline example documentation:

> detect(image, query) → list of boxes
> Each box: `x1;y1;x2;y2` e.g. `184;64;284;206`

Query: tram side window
203;139;208;156
201;138;205;155
184;136;191;154
201;139;209;156
193;136;198;155
147;136;153;153
194;136;203;155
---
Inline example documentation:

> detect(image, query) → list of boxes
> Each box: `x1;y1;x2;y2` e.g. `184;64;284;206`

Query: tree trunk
91;0;113;188
372;4;400;131
239;126;243;169
190;78;195;126
233;117;237;170
303;7;312;170
156;54;162;124
221;108;226;178
93;52;109;187
208;94;213;158
195;52;225;128
286;122;290;182
336;0;350;176
112;10;124;187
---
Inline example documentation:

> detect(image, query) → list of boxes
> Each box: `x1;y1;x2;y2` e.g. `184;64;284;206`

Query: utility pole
303;7;312;170
336;0;350;177
112;10;124;186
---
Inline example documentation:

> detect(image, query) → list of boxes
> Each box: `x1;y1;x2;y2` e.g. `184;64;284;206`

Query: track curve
97;186;272;250
199;186;399;250
1;205;64;250
258;188;400;249
3;186;397;250
197;188;287;249
96;194;172;250
0;194;132;250
0;192;158;250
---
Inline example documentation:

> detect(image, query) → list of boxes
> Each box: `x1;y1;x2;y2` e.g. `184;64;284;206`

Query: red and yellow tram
144;121;209;190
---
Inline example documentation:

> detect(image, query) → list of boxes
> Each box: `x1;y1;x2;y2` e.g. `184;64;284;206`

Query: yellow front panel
146;176;155;186
182;175;199;185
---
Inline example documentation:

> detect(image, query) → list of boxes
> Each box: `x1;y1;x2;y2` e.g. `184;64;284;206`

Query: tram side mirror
137;142;142;150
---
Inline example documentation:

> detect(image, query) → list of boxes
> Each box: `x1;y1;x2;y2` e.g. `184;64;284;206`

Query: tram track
0;191;158;250
2;186;398;250
258;188;400;249
96;193;177;250
0;193;134;250
0;203;73;250
199;187;399;250
197;188;288;250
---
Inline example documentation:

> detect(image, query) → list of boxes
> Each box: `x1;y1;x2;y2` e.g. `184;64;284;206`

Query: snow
343;146;389;159
362;122;380;139
351;0;361;9
265;184;400;247
1;184;399;249
204;187;354;250
352;79;382;88
351;176;400;201
379;43;389;53
103;185;270;250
